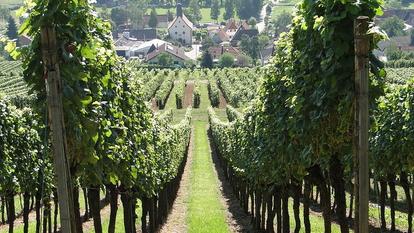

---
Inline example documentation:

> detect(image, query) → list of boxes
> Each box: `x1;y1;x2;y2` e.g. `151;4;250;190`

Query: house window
175;31;177;35
183;39;186;43
183;31;185;34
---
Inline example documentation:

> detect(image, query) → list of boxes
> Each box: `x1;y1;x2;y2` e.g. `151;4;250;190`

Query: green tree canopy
111;7;128;27
271;11;292;36
236;0;263;19
148;7;158;28
219;53;235;67
188;0;202;23
158;53;173;66
6;16;18;40
380;16;407;37
211;0;220;21
128;0;147;29
248;17;257;28
201;51;213;68
223;0;234;20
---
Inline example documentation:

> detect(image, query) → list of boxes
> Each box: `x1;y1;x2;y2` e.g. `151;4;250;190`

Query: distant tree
211;0;220;21
201;51;213;68
258;34;269;50
167;9;174;21
380;16;406;37
248;17;257;28
205;0;212;7
148;8;158;28
236;0;263;19
111;7;128;27
239;34;259;60
184;59;196;68
6;16;18;40
272;11;292;36
201;36;214;51
158;53;173;66
239;34;250;53
223;0;234;20
195;29;208;42
219;53;235;67
385;43;404;61
236;54;252;67
128;0;147;29
249;36;259;59
188;0;202;23
411;29;414;46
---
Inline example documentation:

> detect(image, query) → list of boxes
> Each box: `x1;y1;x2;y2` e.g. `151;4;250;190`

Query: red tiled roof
208;46;242;59
146;43;190;61
216;29;230;42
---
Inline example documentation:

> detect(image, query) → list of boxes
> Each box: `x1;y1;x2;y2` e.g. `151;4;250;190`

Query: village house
207;19;256;45
146;43;192;65
230;25;259;46
208;45;242;62
168;3;194;45
115;34;169;59
115;34;143;58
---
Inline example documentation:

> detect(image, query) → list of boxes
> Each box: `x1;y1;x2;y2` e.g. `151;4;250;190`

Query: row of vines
208;0;414;233
0;1;192;233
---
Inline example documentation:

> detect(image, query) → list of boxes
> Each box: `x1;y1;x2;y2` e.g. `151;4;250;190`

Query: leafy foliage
155;72;175;109
380;16;406;37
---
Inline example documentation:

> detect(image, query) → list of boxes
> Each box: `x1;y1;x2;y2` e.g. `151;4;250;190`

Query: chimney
123;31;130;39
176;3;183;17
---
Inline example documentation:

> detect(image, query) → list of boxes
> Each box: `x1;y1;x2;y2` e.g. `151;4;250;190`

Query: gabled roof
129;29;157;41
213;29;230;43
208;46;242;59
132;39;167;54
225;19;238;31
168;14;194;30
240;21;250;30
225;19;249;31
146;43;191;61
114;36;144;47
231;27;259;42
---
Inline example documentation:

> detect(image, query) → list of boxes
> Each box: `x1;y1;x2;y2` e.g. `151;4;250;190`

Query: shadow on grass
208;128;257;233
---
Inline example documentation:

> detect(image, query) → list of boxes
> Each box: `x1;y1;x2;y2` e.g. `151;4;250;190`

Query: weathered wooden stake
354;16;369;233
40;26;76;233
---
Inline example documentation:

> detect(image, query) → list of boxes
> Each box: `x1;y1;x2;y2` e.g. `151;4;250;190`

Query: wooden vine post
40;26;76;233
354;16;369;233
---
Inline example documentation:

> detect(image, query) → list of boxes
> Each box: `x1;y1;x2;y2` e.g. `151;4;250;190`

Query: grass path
187;120;229;233
185;81;230;233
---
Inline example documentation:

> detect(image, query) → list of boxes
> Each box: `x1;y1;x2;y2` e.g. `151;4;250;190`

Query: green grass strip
187;120;229;233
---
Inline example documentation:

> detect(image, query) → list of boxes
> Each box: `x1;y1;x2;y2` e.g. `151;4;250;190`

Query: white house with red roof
168;3;194;45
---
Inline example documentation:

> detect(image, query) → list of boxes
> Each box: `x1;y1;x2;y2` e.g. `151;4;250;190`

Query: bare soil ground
82;204;111;233
183;81;194;108
219;91;227;109
151;98;158;111
0;208;38;231
159;129;194;233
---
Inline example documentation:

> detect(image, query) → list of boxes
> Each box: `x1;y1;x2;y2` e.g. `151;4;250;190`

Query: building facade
168;3;194;45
